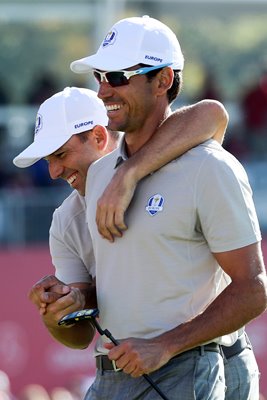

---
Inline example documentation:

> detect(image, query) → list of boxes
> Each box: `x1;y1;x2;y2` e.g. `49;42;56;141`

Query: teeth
106;104;122;111
67;174;77;185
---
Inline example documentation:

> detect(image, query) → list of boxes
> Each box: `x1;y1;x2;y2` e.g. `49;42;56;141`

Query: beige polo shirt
50;190;95;283
85;139;261;353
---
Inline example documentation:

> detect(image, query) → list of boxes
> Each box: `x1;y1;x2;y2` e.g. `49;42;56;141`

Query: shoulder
89;147;120;174
85;148;121;196
51;191;86;233
190;140;248;176
54;190;86;215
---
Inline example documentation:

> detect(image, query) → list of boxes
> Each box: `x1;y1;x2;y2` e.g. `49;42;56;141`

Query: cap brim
13;134;72;168
70;53;141;73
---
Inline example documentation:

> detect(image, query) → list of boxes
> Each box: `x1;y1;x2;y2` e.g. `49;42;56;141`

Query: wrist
117;161;140;185
152;332;176;362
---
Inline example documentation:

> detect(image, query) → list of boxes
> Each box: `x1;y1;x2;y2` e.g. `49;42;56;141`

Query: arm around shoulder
194;99;229;144
95;99;229;241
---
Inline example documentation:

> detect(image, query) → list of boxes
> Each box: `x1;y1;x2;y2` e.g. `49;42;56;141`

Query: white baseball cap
70;15;184;73
13;87;108;168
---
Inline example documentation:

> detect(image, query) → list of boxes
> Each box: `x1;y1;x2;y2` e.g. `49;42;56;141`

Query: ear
156;67;174;95
91;125;109;151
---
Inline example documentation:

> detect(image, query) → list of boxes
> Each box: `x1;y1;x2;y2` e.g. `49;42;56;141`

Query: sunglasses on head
92;63;172;87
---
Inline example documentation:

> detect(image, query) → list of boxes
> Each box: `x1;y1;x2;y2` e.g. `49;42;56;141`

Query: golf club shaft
92;320;169;400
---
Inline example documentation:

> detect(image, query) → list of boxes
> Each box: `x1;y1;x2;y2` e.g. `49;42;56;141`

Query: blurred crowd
0;369;94;400
195;67;267;163
0;67;267;192
0;72;62;192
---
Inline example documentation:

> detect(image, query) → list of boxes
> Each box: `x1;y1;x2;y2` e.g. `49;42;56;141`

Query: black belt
221;333;251;359
96;355;122;371
96;342;220;372
96;334;251;371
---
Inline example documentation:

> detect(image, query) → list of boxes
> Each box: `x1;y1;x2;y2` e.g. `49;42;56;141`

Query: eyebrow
44;146;67;160
54;148;65;155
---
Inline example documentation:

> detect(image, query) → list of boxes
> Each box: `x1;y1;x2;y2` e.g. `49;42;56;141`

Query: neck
125;106;172;156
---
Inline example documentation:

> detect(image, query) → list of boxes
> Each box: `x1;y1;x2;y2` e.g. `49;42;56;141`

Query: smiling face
96;65;174;155
99;73;155;132
45;127;109;196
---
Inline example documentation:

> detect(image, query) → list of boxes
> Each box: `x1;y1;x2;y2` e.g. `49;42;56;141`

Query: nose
97;81;113;100
48;159;64;180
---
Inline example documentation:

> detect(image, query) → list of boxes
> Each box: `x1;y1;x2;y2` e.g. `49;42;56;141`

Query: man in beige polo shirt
69;15;266;400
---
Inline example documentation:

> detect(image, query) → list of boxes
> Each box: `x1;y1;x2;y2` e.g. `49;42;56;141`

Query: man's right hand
96;162;137;242
28;275;71;315
96;100;228;242
28;276;96;349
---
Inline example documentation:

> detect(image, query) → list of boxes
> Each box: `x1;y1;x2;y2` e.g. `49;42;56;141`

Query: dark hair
78;130;92;143
140;64;183;104
78;128;121;144
108;129;122;142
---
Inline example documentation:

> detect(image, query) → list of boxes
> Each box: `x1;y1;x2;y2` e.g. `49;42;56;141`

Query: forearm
83;286;97;309
95;100;229;241
159;274;267;359
38;281;97;349
44;319;95;349
106;269;267;376
120;99;228;184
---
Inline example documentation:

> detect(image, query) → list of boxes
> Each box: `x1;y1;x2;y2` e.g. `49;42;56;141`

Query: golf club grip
103;329;169;400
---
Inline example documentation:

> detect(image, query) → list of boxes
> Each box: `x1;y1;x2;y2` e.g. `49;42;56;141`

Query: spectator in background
0;79;9;186
198;69;222;102
67;375;95;400
27;72;59;106
25;72;63;188
17;384;50;400
28;160;59;188
50;387;74;400
0;84;8;105
0;370;16;400
241;68;267;159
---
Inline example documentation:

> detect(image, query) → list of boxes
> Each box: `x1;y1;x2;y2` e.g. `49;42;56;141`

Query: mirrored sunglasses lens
106;72;129;87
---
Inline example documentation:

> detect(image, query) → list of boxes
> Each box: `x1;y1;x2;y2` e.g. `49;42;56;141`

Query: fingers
34;275;64;291
28;275;71;312
43;287;86;325
96;188;130;242
114;210;128;230
105;338;164;377
41;290;66;304
95;164;138;241
107;345;144;377
47;283;71;295
96;201;127;243
39;304;48;316
28;284;47;309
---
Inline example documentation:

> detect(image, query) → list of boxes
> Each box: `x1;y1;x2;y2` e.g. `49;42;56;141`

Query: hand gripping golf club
59;309;169;400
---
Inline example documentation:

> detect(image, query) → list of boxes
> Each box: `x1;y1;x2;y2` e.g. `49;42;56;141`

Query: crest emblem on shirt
145;194;164;216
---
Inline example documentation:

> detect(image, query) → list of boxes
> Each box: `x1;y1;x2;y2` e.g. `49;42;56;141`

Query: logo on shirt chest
145;194;164;216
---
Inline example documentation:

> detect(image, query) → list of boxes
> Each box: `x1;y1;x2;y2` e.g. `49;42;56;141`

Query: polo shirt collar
114;138;128;169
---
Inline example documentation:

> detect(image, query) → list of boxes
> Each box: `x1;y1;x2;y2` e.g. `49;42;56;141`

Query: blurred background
0;0;267;398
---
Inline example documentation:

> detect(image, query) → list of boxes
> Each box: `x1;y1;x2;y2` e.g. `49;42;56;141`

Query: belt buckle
112;360;122;372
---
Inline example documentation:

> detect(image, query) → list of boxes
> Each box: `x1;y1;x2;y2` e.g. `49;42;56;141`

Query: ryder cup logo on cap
13;87;108;168
35;113;43;136
70;15;184;73
102;29;117;47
